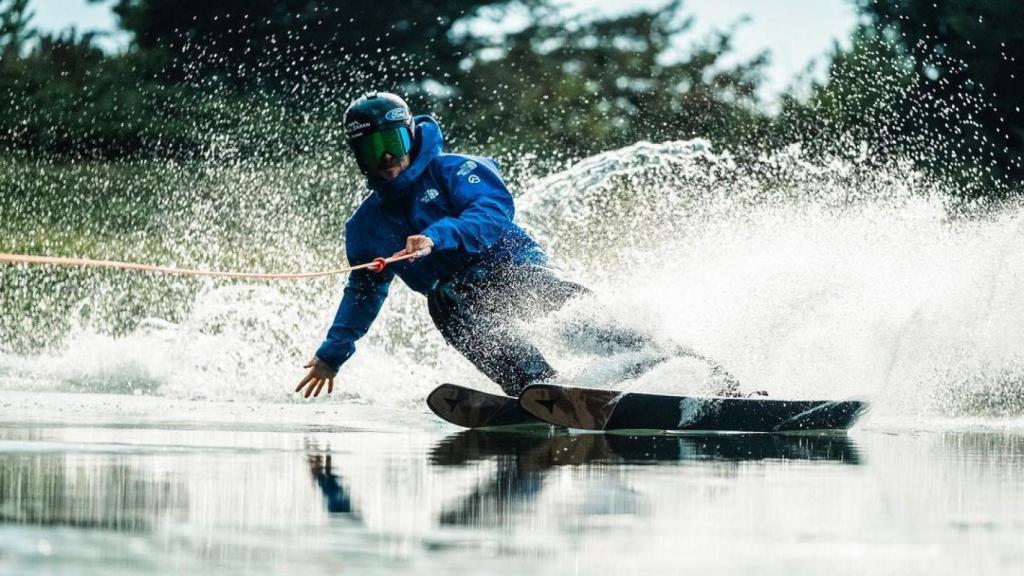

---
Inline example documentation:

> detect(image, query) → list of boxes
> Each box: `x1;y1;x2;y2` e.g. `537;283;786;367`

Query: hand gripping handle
369;247;432;273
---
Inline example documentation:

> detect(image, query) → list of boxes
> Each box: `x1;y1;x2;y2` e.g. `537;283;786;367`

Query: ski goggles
348;126;413;168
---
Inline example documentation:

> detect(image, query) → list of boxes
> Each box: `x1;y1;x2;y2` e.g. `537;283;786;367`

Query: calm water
1;393;1022;575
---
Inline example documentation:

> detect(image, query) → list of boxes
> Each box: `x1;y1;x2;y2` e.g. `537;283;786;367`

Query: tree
0;0;35;58
3;0;771;161
781;0;1024;194
860;0;1024;184
94;0;532;92
0;28;200;158
444;1;770;161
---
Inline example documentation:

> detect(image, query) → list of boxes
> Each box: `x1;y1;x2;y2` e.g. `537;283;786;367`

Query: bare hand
295;356;337;398
391;235;434;260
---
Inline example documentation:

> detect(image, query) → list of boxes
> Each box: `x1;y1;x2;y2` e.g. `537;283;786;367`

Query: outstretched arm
296;268;392;398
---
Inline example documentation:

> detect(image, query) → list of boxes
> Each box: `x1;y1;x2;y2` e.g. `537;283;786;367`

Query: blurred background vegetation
0;0;1020;194
0;0;1022;364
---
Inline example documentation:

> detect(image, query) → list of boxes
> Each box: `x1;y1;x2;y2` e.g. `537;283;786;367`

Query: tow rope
0;249;430;281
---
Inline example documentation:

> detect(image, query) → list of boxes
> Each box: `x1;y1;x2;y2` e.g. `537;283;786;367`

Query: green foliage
0;0;34;57
1;0;768;164
860;0;1024;178
779;0;1024;196
0;152;361;353
99;0;524;86
3;0;1021;192
774;28;921;162
445;2;769;160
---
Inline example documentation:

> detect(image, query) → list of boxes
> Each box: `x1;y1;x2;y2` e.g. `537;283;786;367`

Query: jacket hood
367;115;443;203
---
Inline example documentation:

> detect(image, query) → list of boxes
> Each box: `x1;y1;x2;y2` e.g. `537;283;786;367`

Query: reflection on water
426;431;859;528
431;430;861;467
0;422;1022;575
307;453;356;516
0;454;184;531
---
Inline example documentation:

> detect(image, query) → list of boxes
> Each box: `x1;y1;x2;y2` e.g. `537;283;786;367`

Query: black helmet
344;92;414;173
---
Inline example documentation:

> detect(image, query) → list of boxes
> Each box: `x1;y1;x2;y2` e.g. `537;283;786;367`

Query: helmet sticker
385;108;409;121
345;120;371;135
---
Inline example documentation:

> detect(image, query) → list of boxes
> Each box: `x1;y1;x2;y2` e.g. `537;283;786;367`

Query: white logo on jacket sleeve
420;188;440;203
456;160;478;177
467;175;481;184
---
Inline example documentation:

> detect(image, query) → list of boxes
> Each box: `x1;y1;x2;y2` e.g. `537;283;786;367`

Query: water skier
295;92;738;399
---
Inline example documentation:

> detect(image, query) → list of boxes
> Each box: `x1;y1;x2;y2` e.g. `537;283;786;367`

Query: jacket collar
367;115;443;203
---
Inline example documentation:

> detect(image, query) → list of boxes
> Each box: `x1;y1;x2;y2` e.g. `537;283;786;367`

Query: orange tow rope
0;249;429;281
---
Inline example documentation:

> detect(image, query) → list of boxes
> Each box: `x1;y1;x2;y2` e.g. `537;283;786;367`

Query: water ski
519;384;870;432
427;383;546;429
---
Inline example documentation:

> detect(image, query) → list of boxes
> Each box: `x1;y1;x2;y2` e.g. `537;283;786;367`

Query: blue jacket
315;116;544;370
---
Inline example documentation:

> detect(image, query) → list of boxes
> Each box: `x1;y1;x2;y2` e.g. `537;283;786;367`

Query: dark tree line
0;0;768;162
776;0;1024;195
448;4;770;157
1;0;1022;193
864;0;1023;184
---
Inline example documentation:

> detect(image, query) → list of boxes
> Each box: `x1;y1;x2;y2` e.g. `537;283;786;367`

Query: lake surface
1;392;1022;575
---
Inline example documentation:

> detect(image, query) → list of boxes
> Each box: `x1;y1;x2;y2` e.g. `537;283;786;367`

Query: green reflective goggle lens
349;127;412;168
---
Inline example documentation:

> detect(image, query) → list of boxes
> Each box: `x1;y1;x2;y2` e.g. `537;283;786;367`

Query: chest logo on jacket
420;188;440;203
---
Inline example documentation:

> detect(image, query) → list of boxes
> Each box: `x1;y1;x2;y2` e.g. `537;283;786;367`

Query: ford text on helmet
344;91;414;173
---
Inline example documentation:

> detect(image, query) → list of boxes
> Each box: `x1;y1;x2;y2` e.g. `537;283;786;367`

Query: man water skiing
295;91;738;399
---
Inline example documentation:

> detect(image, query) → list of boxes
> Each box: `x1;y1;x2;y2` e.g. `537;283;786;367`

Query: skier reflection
307;452;356;515
430;431;861;526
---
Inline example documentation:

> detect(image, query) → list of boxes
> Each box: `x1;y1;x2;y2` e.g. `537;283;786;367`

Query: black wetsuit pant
430;264;659;393
427;263;741;398
427;264;595;396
